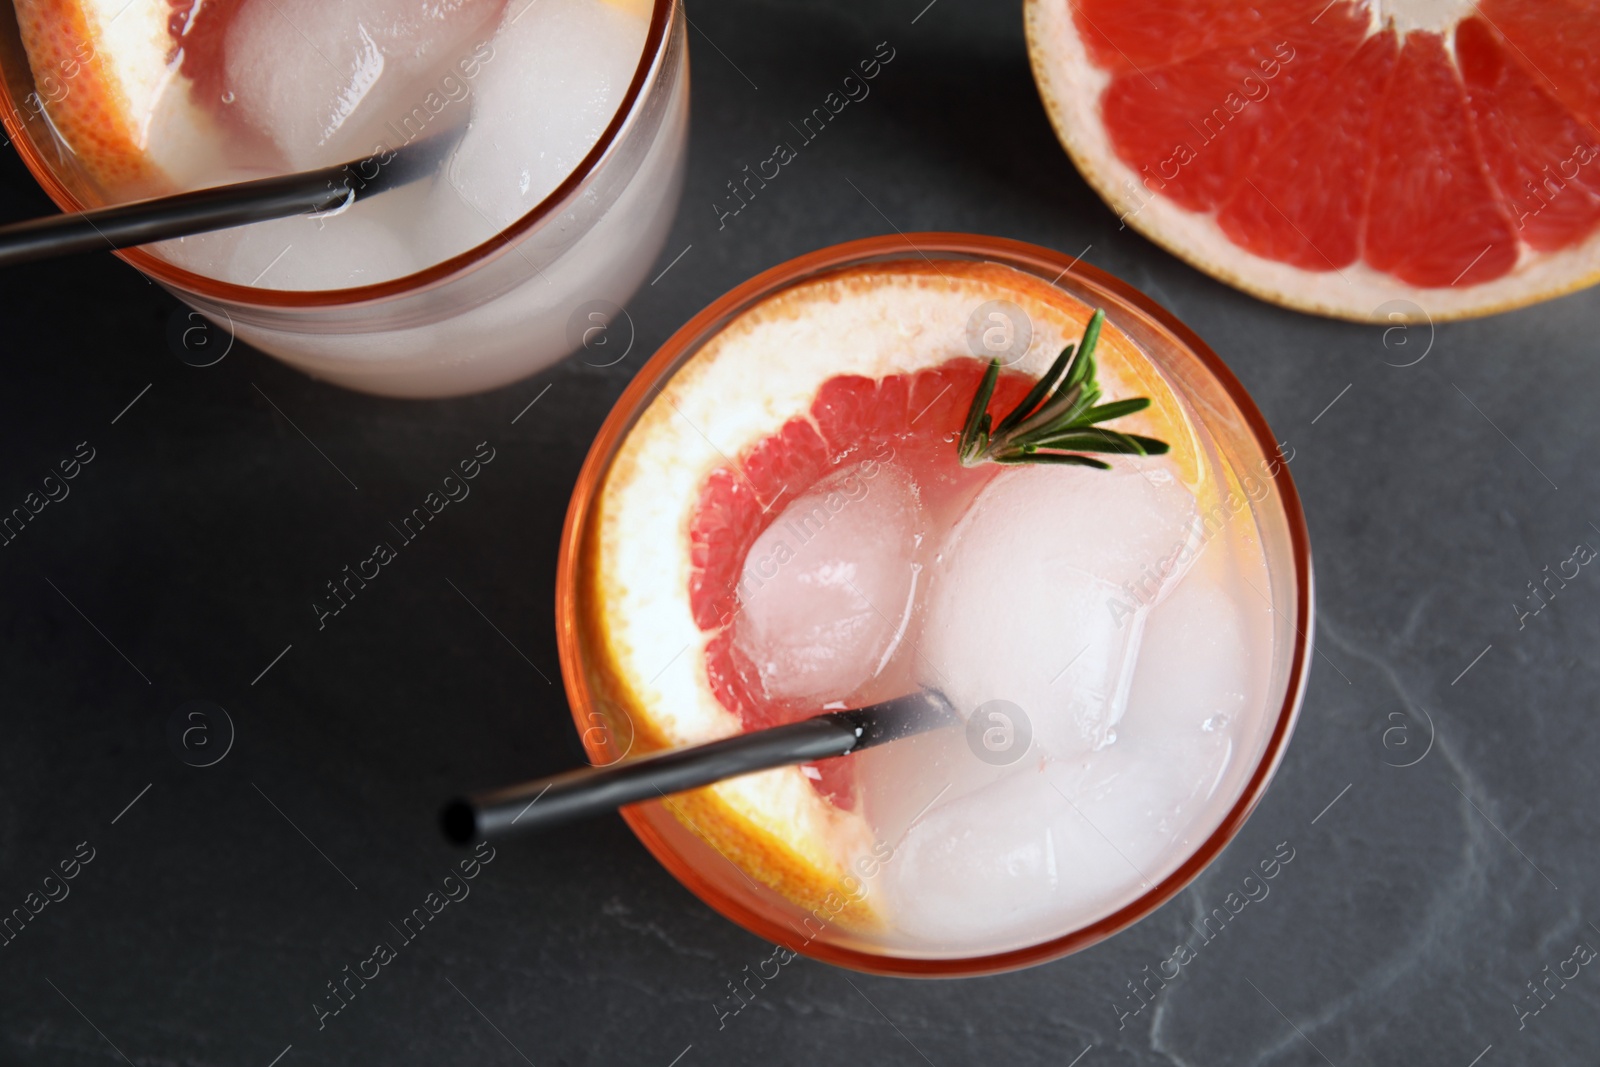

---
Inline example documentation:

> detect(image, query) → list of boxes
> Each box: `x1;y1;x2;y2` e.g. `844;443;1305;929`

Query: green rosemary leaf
994;452;1112;469
1079;398;1151;424
959;358;1001;463
1125;434;1170;455
1062;310;1104;393
1070;384;1103;426
954;306;1167;469
1030;429;1150;455
1004;381;1083;443
993;344;1076;438
1067;358;1099;415
1030;385;1103;439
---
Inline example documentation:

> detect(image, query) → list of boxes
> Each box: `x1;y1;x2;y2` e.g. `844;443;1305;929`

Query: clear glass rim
0;0;678;309
555;232;1316;977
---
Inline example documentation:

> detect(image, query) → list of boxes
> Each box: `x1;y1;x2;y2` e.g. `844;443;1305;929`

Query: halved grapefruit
582;260;1203;929
13;0;233;196
1026;0;1600;321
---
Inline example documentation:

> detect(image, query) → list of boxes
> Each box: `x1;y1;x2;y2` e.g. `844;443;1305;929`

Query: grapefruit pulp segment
1073;0;1326;73
1216;30;1398;272
1098;6;1370;215
1362;31;1519;289
1457;17;1600;254
1479;0;1600;134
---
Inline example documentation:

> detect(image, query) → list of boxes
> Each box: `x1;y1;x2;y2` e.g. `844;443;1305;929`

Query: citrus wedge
14;0;228;196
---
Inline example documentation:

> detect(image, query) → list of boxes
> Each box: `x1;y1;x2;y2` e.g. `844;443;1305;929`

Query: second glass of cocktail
1;0;687;396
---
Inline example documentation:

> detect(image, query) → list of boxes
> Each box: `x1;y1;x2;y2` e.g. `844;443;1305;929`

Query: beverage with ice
6;0;686;395
563;237;1310;971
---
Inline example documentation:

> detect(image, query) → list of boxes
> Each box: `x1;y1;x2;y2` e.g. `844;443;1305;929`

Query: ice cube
920;464;1198;760
446;0;648;228
219;206;420;290
854;722;1016;848
882;514;1262;949
411;175;501;267
1102;569;1256;828
224;0;504;169
150;227;244;281
155;172;431;289
732;464;923;705
885;762;1150;946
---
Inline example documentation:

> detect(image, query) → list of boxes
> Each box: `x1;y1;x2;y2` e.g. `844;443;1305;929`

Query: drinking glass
556;233;1314;976
0;0;688;398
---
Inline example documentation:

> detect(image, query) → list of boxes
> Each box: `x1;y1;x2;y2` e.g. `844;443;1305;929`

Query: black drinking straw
0;129;459;268
441;690;957;844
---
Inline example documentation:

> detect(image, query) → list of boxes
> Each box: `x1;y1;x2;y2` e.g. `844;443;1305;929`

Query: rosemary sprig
957;308;1170;469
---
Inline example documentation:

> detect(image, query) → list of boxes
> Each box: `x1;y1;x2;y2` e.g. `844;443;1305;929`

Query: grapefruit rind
15;0;222;196
590;259;1204;929
1024;0;1600;323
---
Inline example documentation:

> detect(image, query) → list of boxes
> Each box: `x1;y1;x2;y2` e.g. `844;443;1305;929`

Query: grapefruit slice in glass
580;258;1199;934
13;0;241;197
1025;0;1600;321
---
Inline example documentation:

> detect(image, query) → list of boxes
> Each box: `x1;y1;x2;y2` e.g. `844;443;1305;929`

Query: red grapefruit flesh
1027;0;1600;320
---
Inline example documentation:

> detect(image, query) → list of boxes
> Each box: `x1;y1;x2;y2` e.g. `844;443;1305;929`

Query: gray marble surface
3;0;1597;1064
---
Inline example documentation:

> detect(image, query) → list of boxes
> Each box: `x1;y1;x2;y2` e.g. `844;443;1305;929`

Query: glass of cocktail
0;0;687;397
558;233;1312;976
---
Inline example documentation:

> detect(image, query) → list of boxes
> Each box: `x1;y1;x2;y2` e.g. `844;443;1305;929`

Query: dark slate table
3;1;1596;1064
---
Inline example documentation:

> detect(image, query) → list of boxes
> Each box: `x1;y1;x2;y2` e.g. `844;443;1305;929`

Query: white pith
1372;0;1475;36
